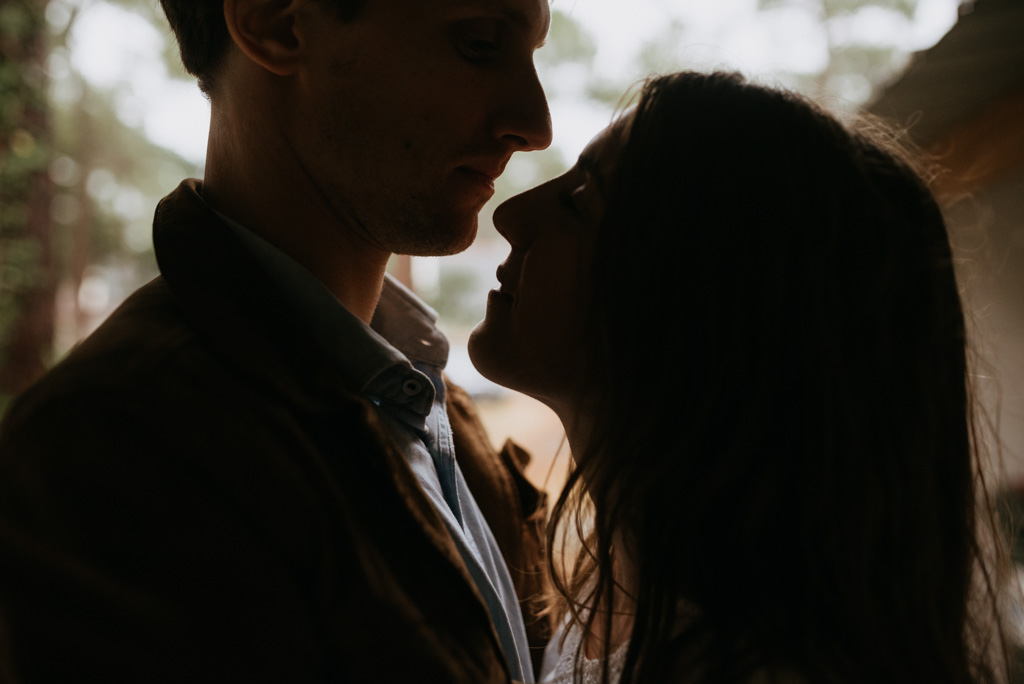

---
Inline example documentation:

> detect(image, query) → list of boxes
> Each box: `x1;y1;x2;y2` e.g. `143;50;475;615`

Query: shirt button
402;379;422;396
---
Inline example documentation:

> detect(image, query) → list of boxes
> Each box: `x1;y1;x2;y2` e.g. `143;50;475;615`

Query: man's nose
496;66;553;152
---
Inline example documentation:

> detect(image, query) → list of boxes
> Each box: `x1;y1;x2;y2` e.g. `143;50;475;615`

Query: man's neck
203;110;390;324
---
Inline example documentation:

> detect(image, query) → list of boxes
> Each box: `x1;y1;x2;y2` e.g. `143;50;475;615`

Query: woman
468;71;1009;684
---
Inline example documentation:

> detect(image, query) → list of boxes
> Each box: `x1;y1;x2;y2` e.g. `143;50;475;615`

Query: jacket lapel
153;179;510;679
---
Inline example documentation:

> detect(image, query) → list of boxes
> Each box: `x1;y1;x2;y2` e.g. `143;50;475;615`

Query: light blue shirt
220;214;534;682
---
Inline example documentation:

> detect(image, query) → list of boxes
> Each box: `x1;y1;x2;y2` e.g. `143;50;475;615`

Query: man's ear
223;0;306;76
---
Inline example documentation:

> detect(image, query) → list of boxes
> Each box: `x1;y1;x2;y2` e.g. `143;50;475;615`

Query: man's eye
455;20;503;63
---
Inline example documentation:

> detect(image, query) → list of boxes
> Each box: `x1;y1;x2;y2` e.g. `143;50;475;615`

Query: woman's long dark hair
548;71;1008;684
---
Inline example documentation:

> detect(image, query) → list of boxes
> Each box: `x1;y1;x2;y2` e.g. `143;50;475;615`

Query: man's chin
402;219;479;257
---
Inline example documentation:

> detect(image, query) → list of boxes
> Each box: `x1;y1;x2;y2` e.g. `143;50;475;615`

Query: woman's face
468;112;632;415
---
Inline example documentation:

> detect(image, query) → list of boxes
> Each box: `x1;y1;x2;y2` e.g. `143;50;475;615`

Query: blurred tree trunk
0;0;55;401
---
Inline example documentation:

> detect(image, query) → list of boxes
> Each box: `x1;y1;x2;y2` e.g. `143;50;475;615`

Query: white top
539;616;628;684
538;613;800;684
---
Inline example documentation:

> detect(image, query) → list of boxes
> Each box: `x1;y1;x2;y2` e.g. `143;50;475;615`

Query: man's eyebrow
501;6;550;47
454;0;550;47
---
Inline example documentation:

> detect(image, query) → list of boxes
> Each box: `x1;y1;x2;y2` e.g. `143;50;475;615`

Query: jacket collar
154;179;356;410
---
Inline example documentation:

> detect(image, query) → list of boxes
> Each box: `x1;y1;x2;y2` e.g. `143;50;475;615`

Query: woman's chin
467;319;509;389
466;319;541;400
468;327;576;419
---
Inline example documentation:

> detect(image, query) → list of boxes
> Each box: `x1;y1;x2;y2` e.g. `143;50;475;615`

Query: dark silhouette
0;0;554;681
471;71;1009;684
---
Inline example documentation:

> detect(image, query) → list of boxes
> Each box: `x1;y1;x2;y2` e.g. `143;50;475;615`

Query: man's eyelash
454;20;504;63
463;38;498;59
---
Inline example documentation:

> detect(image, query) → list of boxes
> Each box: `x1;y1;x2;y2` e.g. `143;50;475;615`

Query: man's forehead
448;0;551;46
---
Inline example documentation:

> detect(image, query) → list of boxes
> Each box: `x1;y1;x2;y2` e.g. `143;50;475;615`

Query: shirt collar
216;211;448;419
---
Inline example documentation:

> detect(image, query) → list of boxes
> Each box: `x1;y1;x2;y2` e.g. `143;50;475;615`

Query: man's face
289;0;552;257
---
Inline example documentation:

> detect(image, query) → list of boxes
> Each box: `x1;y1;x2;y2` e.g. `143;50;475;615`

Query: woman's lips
487;289;513;307
494;264;515;300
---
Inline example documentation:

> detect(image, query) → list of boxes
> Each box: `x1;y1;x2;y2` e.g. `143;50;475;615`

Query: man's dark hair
159;1;366;95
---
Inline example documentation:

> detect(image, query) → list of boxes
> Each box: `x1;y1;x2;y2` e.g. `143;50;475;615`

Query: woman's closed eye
558;186;584;219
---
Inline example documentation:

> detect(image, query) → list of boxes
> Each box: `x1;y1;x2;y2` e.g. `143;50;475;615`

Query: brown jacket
0;180;549;683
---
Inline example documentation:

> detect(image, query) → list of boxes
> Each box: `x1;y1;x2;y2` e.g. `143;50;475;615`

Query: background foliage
0;0;937;407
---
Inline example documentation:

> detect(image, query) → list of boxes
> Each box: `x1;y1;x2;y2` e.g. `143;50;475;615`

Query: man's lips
460;166;501;182
458;157;509;186
456;167;497;194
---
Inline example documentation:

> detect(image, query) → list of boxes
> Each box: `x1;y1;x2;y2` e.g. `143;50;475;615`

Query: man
0;0;553;681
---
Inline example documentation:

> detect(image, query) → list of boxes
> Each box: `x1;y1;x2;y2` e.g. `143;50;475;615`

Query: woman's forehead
575;108;636;197
579;109;636;176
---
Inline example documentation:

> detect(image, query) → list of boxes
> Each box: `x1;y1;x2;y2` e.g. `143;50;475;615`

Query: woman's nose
491;189;533;247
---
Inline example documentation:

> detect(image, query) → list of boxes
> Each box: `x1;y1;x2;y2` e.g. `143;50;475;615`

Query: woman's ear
223;0;307;76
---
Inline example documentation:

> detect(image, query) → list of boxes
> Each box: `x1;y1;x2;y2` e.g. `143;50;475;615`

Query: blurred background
2;0;1023;501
